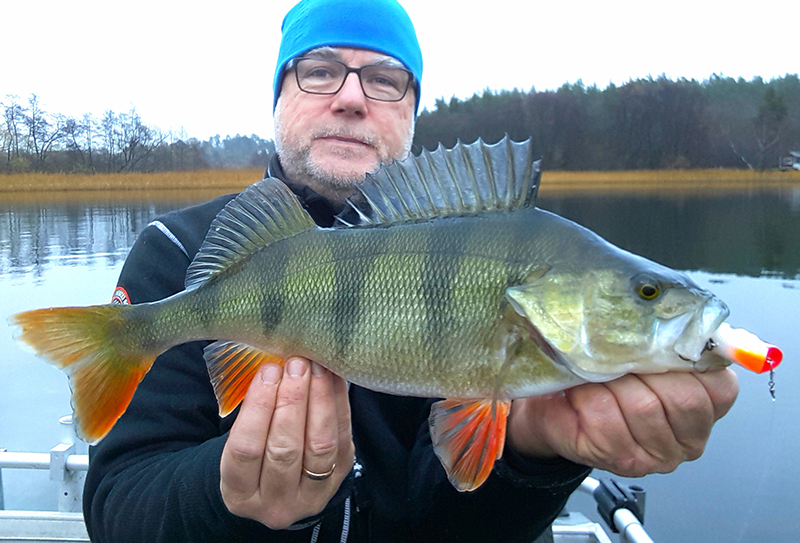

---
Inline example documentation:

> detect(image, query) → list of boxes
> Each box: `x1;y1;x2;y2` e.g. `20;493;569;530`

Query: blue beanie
273;0;423;114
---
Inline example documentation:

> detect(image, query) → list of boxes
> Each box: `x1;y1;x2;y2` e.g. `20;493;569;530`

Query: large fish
11;137;749;491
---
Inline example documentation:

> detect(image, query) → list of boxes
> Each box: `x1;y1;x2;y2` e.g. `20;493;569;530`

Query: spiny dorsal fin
185;178;315;290
350;136;541;226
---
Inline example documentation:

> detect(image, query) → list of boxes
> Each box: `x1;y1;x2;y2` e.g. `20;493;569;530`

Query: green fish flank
11;137;732;490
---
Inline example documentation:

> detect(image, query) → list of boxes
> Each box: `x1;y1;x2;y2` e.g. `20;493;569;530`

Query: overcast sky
4;0;795;141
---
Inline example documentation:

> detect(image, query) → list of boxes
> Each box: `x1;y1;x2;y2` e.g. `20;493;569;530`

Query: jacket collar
265;154;366;228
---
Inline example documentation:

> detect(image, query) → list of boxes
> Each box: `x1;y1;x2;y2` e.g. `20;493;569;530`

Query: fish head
505;260;731;382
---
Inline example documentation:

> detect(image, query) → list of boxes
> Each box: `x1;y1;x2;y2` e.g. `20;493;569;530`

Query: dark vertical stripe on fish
260;242;291;337
330;231;379;362
423;221;468;362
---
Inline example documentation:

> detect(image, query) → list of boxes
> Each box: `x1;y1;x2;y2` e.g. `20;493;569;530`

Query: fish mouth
671;295;730;362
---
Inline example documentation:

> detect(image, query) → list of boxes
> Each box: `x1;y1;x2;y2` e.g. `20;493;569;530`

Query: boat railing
578;477;654;543
0;415;90;542
0;416;654;543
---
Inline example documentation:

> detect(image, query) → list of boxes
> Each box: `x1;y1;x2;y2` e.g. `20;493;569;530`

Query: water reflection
0;190;231;281
3;187;799;280
537;186;800;278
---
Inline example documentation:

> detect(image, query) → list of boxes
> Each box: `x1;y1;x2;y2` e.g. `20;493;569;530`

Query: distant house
779;151;800;170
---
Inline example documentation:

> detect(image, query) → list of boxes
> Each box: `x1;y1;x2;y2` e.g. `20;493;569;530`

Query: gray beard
280;141;374;189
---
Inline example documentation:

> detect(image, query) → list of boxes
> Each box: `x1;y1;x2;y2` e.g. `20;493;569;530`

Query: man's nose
330;72;368;115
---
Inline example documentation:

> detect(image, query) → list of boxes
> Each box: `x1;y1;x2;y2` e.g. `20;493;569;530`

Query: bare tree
62;113;98;171
100;110;120;171
117;108;163;171
2;95;26;168
23;93;66;167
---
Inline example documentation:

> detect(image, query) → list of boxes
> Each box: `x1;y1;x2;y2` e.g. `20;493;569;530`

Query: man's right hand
220;357;354;529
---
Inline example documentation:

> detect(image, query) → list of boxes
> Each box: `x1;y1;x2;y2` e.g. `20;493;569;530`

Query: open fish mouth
672;295;730;362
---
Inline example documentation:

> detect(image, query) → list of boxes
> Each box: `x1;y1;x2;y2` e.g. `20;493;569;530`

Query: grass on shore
1;168;798;200
0;169;265;193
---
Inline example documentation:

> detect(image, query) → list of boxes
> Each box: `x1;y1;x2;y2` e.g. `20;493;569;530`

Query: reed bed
539;168;800;195
0;169;264;193
1;168;798;201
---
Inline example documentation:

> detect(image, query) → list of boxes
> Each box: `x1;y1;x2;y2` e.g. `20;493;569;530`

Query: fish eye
638;283;660;300
632;274;662;301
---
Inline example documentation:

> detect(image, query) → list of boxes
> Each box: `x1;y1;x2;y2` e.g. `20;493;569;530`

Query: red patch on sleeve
111;286;130;305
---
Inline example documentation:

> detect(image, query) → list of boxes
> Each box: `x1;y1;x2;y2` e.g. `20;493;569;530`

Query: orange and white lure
709;323;783;374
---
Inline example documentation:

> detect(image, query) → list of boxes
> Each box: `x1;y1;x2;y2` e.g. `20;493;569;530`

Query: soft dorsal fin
185;178;315;290
350;136;541;226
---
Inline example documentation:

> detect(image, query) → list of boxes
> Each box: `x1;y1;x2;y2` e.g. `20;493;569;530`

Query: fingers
694;367;739;420
261;357;313;497
300;362;343;485
570;371;736;476
613;375;687;464
564;379;662;475
220;362;283;500
506;370;739;479
636;373;714;462
220;357;354;529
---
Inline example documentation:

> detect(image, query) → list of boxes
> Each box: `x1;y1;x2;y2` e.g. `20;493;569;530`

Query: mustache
311;127;377;147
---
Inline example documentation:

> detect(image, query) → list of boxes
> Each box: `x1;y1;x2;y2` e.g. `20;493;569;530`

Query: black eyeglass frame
289;57;415;102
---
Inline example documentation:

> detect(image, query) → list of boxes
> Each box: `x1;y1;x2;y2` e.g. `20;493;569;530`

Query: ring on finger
302;463;336;481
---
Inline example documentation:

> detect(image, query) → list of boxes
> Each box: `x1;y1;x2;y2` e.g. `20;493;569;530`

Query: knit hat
273;0;423;114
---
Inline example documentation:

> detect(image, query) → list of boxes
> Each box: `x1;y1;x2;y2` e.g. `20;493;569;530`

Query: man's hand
220;357;355;529
506;369;739;477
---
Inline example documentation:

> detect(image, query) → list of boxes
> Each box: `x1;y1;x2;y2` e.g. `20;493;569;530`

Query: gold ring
303;463;336;481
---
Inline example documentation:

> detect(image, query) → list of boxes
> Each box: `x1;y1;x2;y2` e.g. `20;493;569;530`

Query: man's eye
304;67;335;79
366;72;400;89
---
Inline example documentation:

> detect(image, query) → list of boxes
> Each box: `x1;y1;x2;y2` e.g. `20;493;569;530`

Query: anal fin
429;398;511;492
204;341;284;416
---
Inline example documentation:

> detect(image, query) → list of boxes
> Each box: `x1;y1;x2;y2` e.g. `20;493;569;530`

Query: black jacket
83;157;591;542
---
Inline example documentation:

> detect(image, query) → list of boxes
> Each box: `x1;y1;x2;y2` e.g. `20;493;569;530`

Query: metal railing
578;477;654;543
0;416;88;513
1;417;655;543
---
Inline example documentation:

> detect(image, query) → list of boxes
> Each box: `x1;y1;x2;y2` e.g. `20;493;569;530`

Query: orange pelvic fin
10;306;158;445
204;341;285;416
429;397;511;492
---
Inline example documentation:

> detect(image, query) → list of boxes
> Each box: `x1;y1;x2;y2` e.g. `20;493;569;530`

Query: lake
1;183;798;542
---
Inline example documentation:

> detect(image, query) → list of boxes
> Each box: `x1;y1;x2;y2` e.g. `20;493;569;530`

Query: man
83;0;739;541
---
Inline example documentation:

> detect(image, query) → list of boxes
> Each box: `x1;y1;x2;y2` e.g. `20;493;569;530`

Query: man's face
274;47;416;204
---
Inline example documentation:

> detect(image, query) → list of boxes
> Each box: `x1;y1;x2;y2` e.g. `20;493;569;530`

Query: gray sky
4;0;795;140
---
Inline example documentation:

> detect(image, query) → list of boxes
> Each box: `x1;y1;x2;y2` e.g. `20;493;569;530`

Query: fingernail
287;358;307;377
261;363;282;385
311;361;327;376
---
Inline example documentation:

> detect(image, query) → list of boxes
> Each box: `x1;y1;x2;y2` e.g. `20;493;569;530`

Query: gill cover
504;270;631;382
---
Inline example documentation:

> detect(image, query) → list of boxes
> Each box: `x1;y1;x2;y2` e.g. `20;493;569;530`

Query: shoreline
1;168;798;204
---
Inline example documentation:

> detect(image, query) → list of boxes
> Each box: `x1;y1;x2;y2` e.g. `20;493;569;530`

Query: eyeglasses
291;57;414;102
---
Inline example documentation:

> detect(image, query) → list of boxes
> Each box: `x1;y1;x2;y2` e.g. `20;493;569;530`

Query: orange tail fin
429;398;511;492
10;306;160;445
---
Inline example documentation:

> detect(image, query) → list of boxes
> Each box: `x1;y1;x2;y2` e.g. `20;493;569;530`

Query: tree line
1;94;275;173
3;74;799;174
412;74;800;171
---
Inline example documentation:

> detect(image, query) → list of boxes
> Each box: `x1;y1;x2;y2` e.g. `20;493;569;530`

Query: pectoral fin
204;341;285;416
429;398;512;492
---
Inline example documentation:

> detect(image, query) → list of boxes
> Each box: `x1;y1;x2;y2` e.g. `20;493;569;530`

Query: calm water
1;186;798;542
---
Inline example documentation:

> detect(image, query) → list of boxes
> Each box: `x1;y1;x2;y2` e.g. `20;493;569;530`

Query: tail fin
10;305;160;445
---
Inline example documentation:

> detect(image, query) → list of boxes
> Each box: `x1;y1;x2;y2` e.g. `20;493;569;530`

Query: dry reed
1;168;798;201
0;169;264;193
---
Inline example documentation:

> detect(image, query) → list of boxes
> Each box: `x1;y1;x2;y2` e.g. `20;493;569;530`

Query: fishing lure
708;323;782;398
